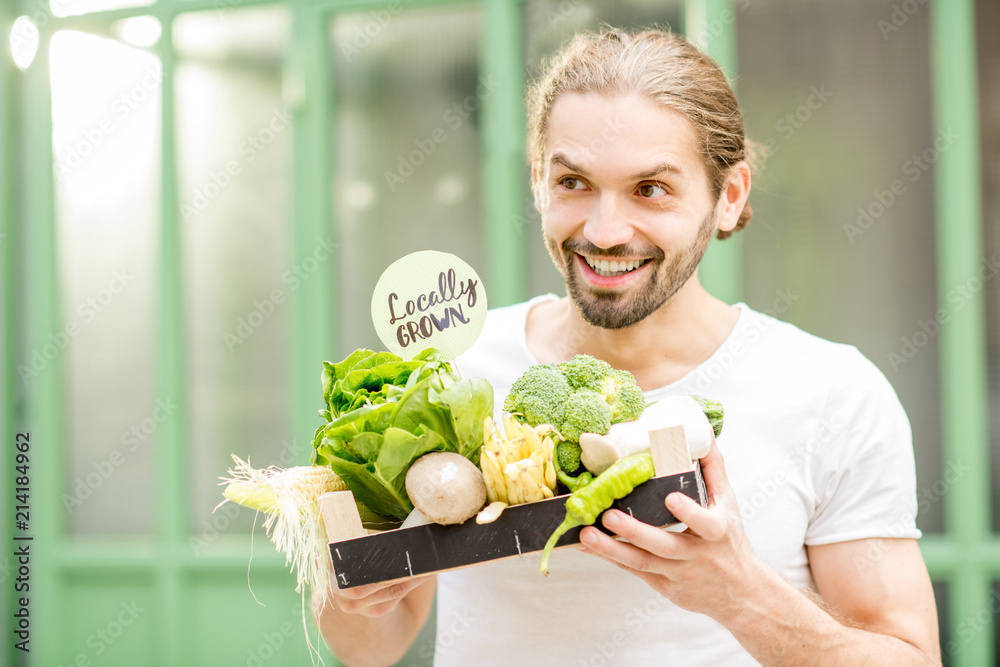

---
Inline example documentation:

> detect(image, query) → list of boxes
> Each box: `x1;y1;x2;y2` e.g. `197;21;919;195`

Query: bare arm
578;439;941;665
719;539;939;665
312;575;437;667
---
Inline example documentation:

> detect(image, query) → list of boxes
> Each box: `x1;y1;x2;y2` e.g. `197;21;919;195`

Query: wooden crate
320;424;706;589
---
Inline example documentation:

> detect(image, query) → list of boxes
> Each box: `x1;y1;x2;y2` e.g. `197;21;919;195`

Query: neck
529;275;739;391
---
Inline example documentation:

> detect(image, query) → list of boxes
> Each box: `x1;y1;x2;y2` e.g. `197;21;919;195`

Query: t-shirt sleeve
804;350;922;545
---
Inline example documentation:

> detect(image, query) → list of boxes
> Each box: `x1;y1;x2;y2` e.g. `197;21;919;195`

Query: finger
334;584;414;616
336;591;409;618
697;435;732;506
579;537;669;590
580;527;688;582
665;492;726;541
579;549;670;597
596;509;692;559
579;524;665;574
335;576;428;606
358;597;405;618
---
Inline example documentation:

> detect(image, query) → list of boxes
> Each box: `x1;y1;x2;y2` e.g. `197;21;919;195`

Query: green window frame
1;0;994;665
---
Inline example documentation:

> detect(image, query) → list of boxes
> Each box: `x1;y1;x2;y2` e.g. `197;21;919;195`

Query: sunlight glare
114;16;162;48
10;16;39;71
50;30;161;209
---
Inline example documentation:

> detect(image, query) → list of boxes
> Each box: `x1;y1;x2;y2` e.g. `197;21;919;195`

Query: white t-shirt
438;295;920;667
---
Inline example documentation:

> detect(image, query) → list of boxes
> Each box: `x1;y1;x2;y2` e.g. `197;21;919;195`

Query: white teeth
584;257;646;277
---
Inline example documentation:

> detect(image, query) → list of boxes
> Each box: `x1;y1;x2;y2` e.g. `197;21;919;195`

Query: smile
581;256;650;278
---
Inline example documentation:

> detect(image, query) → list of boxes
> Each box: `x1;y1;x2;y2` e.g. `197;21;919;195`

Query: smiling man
314;28;941;666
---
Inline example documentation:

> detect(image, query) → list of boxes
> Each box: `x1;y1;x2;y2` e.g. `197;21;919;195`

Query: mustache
563;240;665;261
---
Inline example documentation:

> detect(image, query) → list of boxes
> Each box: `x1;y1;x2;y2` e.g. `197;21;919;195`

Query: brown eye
560;177;587;190
637;183;667;198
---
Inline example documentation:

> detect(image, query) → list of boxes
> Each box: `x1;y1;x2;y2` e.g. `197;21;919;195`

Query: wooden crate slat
329;464;705;588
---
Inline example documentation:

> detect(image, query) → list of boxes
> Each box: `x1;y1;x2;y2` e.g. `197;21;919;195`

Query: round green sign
370;251;487;361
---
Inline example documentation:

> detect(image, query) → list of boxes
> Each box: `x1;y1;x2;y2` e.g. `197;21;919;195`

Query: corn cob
219;455;347;599
224;462;347;512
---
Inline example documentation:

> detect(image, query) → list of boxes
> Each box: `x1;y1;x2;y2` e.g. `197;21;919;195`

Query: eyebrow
549;152;683;181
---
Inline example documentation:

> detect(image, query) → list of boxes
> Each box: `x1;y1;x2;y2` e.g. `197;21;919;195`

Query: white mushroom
579;395;713;475
404;452;487;525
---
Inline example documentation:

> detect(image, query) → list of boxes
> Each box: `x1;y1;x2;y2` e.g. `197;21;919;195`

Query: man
314;28;940;666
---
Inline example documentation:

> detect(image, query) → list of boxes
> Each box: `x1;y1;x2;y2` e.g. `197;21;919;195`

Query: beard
544;210;717;330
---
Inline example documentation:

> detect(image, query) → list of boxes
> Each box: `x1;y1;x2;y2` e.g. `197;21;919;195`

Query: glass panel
524;0;685;67
51;0;155;19
185;572;330;666
521;0;685;301
174;6;295;540
977;0;1000;533
737;0;943;532
51;30;160;535
58;575;157;665
330;4;484;358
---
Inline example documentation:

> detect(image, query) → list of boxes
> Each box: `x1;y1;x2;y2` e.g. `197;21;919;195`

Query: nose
583;193;635;249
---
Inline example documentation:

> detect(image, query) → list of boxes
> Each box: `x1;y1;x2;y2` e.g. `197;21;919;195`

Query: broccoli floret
554;440;583;476
559;390;612;442
504;355;645;440
503;364;571;428
597;370;646;424
561;356;646;425
558;355;615;390
689;394;724;437
510;395;558;427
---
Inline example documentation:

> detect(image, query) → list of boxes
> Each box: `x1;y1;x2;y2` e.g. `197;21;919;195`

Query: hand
323;576;434;619
577;437;761;621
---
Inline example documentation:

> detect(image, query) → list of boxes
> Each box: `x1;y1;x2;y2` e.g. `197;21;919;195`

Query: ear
715;161;751;233
531;162;544;213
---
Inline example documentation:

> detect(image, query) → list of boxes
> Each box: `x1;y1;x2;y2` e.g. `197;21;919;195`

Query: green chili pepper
539;451;656;574
556;469;594;492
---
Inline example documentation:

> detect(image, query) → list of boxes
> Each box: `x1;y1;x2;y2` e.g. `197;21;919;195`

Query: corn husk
219;455;347;599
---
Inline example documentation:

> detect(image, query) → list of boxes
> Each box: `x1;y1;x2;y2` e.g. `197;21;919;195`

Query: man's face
535;92;722;330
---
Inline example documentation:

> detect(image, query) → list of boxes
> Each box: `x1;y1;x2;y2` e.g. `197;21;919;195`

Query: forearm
720;566;937;666
313;578;435;667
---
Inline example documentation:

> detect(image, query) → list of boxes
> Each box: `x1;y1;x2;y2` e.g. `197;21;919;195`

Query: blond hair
527;27;761;239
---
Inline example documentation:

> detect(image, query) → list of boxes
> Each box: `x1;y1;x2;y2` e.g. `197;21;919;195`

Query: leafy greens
311;348;493;522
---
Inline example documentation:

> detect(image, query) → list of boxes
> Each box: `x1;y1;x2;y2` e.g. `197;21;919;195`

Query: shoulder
703;306;910;462
735;306;897;401
741;308;912;475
